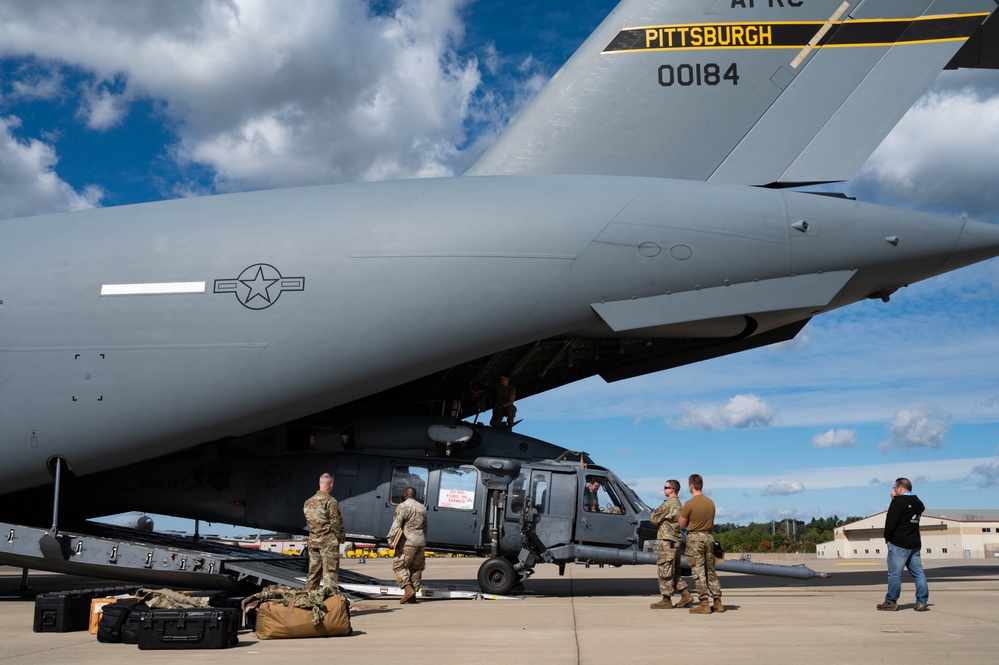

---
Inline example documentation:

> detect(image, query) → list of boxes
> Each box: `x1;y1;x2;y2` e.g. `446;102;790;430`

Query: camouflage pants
686;531;721;603
656;540;688;595
490;405;517;427
392;545;426;591
305;542;340;592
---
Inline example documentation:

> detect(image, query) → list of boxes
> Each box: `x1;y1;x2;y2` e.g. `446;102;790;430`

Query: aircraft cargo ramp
1;520;523;603
0;520;313;592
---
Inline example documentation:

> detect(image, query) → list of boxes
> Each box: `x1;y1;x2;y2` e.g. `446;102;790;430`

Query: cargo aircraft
2;0;999;592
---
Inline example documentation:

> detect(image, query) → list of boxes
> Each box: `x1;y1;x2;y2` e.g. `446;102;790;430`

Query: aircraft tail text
467;0;999;187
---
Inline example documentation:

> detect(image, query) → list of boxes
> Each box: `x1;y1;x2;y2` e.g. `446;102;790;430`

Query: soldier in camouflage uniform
489;373;517;429
303;472;345;592
648;479;694;609
679;473;723;614
387;486;428;604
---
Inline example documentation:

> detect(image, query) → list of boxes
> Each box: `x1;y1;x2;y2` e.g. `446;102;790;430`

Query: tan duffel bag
255;594;351;639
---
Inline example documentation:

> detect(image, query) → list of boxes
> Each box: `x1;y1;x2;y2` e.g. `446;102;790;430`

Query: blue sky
2;1;998;536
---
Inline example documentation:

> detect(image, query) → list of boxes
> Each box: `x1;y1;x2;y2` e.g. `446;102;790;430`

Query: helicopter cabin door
425;464;482;550
576;471;636;548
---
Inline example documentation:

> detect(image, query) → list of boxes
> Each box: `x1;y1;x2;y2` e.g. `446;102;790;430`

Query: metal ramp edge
0;520;306;591
222;557;309;589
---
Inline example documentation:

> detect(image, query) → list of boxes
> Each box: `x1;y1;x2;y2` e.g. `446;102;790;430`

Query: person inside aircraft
583;476;602;512
489;373;517;429
583;475;626;514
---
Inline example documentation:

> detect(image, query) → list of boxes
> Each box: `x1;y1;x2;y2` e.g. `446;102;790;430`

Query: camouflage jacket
303;491;345;548
387;498;427;548
650;496;682;543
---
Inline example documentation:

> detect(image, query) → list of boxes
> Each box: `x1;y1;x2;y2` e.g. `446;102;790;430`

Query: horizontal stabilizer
590;270;856;332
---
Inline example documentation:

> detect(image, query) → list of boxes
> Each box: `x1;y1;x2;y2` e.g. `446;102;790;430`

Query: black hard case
33;590;93;632
137;607;239;650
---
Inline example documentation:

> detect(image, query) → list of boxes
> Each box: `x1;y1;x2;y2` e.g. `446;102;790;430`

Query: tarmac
2;555;998;664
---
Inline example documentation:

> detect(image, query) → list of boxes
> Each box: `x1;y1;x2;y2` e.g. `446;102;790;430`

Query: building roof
924;509;999;522
842;509;999;528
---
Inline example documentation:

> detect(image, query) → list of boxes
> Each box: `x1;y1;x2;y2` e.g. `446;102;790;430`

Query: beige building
817;510;999;560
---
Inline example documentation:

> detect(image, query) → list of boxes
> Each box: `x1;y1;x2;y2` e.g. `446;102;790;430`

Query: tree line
713;516;864;554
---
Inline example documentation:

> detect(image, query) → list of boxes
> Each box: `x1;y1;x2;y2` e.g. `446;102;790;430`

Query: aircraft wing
467;0;998;186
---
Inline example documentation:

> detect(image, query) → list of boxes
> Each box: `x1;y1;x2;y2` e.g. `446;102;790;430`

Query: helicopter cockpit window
582;475;625;514
391;465;428;504
506;471;528;519
531;473;549;514
437;466;477;511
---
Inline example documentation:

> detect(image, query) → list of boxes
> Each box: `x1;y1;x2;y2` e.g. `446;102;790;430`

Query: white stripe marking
101;282;206;296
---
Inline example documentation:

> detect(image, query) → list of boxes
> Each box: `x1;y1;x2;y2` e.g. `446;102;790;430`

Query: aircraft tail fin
466;0;997;186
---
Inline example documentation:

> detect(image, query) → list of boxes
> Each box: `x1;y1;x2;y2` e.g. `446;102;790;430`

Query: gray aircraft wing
467;0;997;186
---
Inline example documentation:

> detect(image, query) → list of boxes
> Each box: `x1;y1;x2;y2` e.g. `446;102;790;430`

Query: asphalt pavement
2;555;998;664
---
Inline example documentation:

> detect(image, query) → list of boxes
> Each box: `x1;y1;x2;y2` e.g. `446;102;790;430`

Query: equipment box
137;608;239;650
33;590;94;632
89;596;123;635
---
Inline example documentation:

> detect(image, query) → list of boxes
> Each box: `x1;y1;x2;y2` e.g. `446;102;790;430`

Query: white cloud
702;457;993;492
762;480;805;496
879;406;951;452
7;66;65;102
853;82;999;221
78;82;130;131
672;394;776;431
0;0;493;198
969;461;999;489
0;115;103;218
812;428;856;448
765;506;815;521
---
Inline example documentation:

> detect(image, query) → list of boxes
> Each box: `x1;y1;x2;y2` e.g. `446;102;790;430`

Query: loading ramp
1;520;309;592
2;521;517;600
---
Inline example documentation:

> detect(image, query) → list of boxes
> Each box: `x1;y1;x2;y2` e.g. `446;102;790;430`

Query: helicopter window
582;475;626;515
531;473;550;514
437;466;477;511
391;465;428;504
506;471;528;519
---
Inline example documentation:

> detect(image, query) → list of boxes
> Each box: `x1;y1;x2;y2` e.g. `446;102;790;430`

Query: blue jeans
886;543;928;605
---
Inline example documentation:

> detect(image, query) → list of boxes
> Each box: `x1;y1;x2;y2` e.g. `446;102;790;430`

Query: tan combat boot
689;601;712;614
649;595;673;609
400;584;416;604
676;589;694;608
712;599;725;613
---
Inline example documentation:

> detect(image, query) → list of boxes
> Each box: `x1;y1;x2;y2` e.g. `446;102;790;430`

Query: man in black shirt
878;477;928;611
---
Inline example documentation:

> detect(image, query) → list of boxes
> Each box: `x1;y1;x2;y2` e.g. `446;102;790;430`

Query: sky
2;1;998;537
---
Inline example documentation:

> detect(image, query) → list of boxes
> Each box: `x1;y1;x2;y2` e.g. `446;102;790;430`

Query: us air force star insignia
214;264;305;310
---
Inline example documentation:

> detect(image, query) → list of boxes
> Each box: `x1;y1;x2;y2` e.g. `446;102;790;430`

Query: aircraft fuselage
2;174;997;495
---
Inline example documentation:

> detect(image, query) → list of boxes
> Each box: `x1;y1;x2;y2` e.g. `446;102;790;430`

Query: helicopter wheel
476;556;518;595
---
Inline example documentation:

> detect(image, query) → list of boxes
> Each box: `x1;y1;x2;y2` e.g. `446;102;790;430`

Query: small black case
33;590;94;632
137;607;240;650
